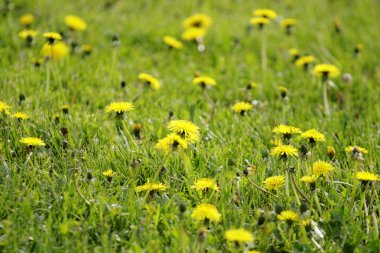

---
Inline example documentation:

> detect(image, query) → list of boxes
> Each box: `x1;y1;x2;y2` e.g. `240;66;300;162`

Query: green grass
1;0;380;252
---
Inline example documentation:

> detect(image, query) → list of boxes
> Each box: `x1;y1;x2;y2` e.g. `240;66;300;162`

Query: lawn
0;0;380;252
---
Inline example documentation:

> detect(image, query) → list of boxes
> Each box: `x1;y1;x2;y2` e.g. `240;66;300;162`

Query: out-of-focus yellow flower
313;64;340;78
250;17;270;26
295;55;315;67
138;73;160;90
312;161;333;177
192;76;216;87
181;27;206;41
281;18;296;27
224;228;253;243
191;203;221;223
163;36;183;49
65;15;87;31
20;137;46;147
20;14;35;26
232;102;253;115
12;112;29;120
191;178;219;191
0;101;11;114
155;134;188;153
263;175;285;190
253;9;277;19
18;30;38;40
182;13;212;30
41;42;69;60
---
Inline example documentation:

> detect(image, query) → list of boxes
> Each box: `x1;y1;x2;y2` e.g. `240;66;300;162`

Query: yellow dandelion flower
167;120;200;143
64;15;87;31
295;55;315;67
163;36;183;49
181;27;206;41
12;112;29;120
272;124;301;138
191;178;219;191
345;146;368;155
354;44;363;54
182;13;212;30
263;175;285;190
43;32;62;44
232;102;253;115
20;14;35;26
270;144;298;159
135;182;168;193
277;210;299;222
0;100;11;114
102;169;115;180
193;76;216;88
81;44;92;55
20;137;46;147
249;17;270;26
138;73;160;90
18;30;38;40
253;9;277;19
155;133;188;153
281;18;296;27
191;203;221;223
326;145;336;158
355;172;379;182
289;48;299;57
247;251;261;253
312;64;340;79
312;160;333;177
224;228;253;243
105;102;134;114
41;42;69;60
301;175;319;184
301;129;326;143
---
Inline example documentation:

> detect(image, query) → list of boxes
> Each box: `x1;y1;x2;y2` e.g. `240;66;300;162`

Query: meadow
0;0;380;252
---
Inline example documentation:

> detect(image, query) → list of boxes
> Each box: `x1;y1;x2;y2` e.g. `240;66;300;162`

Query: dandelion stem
313;191;322;215
290;174;311;204
322;79;330;116
122;121;139;150
246;177;280;198
261;27;267;81
72;156;92;206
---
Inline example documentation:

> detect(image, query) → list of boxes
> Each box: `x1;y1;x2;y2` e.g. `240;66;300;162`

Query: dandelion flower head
135;183;169;193
312;160;333;177
253;9;277;19
224;228;254;243
191;178;219;191
20;137;46;147
355;171;379;182
12;112;29;120
313;64;340;78
301;129;326;143
277;210;299;222
263;175;285;190
155;133;188;153
65;15;87;31
182;13;212;30
163;36;183;49
191;203;221;223
295;55;315;67
181;27;206;41
138;73;160;90
270;144;299;159
20;14;35;26
232;102;253;114
41;42;69;60
167;120;200;143
105;102;134;114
